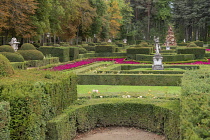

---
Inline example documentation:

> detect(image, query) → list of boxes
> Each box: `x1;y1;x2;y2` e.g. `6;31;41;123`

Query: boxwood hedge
46;98;180;140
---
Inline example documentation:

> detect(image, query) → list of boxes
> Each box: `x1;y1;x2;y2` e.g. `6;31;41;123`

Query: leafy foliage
0;45;15;53
18;50;44;60
0;52;25;62
0;54;14;77
20;43;36;50
181;69;210;139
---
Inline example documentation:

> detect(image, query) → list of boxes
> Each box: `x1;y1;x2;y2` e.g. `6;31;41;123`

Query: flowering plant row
51;57;210;71
52;58;140;71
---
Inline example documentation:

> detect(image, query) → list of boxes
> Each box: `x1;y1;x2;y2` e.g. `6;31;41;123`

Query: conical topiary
0;54;14;77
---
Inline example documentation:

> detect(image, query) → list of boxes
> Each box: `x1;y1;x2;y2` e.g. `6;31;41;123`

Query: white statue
108;39;112;43
123;39;127;43
154;36;160;54
9;37;20;51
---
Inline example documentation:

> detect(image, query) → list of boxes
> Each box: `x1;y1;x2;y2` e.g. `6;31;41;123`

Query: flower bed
51;57;210;71
52;58;140;71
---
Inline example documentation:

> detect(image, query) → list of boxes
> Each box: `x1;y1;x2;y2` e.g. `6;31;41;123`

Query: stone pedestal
152;53;164;70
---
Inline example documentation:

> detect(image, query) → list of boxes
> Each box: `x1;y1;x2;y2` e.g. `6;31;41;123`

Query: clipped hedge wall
0;101;10;140
78;74;182;86
95;45;115;53
127;47;153;54
39;46;70;62
177;47;206;59
69;47;79;61
25;57;60;67
18;50;44;60
46;99;180;140
0;52;24;62
0;45;15;52
0;70;77;140
181;69;210;139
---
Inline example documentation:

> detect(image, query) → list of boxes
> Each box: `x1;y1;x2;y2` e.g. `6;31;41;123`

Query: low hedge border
46;98;180;140
77;74;182;86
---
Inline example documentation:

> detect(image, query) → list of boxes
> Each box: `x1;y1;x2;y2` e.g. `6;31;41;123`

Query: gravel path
74;127;166;140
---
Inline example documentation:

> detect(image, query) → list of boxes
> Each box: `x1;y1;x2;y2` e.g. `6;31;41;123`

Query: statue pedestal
152;54;164;70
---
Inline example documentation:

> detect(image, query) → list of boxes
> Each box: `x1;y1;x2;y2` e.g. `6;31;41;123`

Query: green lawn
77;85;181;99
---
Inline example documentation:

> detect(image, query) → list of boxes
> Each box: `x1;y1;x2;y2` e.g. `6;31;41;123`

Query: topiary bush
0;52;24;62
0;54;14;77
20;43;36;50
0;45;15;52
18;50;44;60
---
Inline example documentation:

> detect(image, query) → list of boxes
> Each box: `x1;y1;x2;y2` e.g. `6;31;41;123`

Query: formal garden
1;0;210;140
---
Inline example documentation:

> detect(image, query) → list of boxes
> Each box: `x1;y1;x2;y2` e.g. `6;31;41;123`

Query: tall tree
107;0;123;38
0;0;37;38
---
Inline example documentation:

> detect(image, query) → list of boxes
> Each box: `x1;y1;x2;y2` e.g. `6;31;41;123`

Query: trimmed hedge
18;50;44;60
11;62;27;70
0;101;10;140
126;47;153;54
0;52;24;62
0;54;14;77
20;43;36;50
193;40;204;47
39;46;70;62
0;45;15;52
177;43;188;46
95;45;115;53
136;54;195;62
25;57;60;67
181;69;210;139
69;47;79;61
77;74;182;86
0;70;77;140
177;47;206;59
46;99;180;140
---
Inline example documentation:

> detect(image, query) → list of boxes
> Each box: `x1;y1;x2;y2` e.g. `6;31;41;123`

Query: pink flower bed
206;49;210;51
51;57;210;71
52;58;140;71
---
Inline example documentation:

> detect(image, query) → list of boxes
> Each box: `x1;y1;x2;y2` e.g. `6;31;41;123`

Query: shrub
0;52;24;62
53;44;60;47
177;47;205;59
0;70;77;140
194;40;204;47
20;43;36;50
0;45;15;52
0;54;14;77
39;46;69;62
127;47;153;54
181;69;210;139
177;43;188;46
18;50;44;60
140;42;149;47
47;99;180;140
0;101;10;139
79;47;88;54
95;45;115;53
187;42;197;47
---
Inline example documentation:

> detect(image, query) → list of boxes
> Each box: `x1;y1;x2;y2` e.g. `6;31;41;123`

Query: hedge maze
0;41;209;139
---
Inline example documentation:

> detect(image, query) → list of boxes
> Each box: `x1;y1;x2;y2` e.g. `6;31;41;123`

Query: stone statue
154;36;160;54
9;37;20;51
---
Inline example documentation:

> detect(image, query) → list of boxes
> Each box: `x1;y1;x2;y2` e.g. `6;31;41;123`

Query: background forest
0;0;210;45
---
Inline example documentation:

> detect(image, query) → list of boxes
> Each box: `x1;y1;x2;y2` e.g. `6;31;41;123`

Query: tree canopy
0;0;210;44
